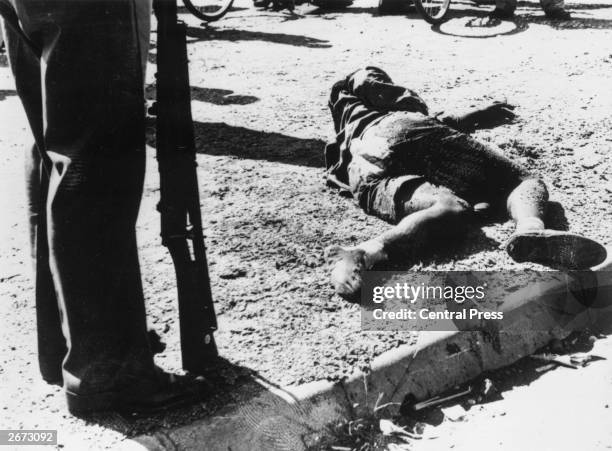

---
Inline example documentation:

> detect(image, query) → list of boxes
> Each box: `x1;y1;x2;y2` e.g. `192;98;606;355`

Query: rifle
153;0;218;374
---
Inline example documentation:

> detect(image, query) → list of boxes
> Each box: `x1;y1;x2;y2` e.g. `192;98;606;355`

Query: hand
468;101;516;130
438;101;516;133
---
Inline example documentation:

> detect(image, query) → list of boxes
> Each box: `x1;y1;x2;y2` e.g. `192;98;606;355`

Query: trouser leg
7;0;155;393
540;0;565;12
496;0;565;14
33;156;69;383
3;20;67;383
136;0;153;80
495;0;516;14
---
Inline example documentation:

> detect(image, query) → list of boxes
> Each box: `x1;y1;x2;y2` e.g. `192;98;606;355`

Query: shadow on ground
0;89;17;101
80;357;261;438
186;25;332;48
425;0;612;38
192;121;326;168
145;84;259;106
516;1;612;10
177;5;250;16
545;201;569;232
144;119;325;166
378;227;502;272
518;13;612;30
191;87;259;105
307;3;426;18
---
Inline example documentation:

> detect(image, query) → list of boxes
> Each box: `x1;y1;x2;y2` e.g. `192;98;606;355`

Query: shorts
347;111;530;223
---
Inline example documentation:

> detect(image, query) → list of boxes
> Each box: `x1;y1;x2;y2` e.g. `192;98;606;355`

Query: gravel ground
0;0;610;448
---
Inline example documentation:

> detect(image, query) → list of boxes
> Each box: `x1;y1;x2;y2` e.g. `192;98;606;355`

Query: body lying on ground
324;66;606;300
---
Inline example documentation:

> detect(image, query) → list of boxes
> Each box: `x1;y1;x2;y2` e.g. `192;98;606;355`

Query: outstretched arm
436;101;516;133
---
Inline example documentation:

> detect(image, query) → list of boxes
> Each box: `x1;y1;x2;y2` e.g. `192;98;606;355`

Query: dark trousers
3;0;155;394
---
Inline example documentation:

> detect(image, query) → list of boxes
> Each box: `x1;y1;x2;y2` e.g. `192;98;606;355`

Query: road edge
129;255;612;450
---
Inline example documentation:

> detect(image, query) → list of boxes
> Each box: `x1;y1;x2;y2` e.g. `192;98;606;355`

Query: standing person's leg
492;0;516;18
9;0;155;408
540;0;571;19
3;17;67;384
493;0;570;19
136;0;153;81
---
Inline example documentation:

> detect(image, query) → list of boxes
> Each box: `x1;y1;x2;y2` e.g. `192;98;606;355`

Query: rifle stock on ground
154;0;218;374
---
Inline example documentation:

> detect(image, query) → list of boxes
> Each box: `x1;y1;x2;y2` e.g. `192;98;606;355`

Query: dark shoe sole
506;231;607;270
66;389;116;416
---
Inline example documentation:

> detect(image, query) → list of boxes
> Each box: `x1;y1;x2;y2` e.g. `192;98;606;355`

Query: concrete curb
131;253;612;451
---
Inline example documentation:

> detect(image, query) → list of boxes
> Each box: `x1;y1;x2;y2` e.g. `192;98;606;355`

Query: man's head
348;66;393;92
329;67;391;106
349;67;429;115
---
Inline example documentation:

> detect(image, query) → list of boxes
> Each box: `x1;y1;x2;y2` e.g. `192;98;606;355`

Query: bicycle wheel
183;0;234;22
414;0;451;24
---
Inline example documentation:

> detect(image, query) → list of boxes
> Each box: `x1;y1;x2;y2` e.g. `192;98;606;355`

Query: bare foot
325;245;366;301
506;229;607;270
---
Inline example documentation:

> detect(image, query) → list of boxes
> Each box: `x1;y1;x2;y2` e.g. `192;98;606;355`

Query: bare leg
507;177;548;232
326;185;471;300
505;177;606;269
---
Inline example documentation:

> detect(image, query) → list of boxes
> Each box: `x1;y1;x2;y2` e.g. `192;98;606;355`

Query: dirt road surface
0;0;610;449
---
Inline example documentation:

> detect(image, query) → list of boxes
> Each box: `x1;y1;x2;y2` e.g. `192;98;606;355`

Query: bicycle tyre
183;0;234;22
414;0;451;24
